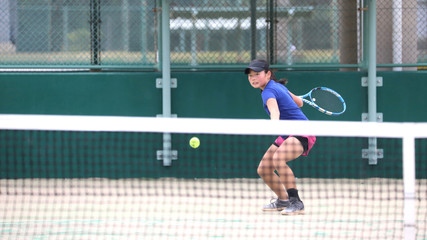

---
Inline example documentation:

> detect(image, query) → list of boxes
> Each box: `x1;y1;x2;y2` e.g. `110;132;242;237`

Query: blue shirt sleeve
261;87;279;116
261;88;276;106
261;81;308;120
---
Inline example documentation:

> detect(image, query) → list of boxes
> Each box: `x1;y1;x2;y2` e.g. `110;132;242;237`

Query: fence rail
0;0;426;70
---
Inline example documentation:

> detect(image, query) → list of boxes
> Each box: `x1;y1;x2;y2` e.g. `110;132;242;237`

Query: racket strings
310;89;344;113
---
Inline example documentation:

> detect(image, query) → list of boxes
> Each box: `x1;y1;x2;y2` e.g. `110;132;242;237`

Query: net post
403;135;416;240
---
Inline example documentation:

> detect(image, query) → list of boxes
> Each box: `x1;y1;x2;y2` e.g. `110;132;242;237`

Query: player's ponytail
275;78;288;85
267;68;287;85
268;71;278;81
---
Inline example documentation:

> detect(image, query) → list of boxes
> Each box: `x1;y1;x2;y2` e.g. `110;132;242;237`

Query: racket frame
298;87;346;116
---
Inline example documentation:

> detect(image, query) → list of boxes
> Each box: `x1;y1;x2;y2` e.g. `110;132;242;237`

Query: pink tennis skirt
274;135;316;156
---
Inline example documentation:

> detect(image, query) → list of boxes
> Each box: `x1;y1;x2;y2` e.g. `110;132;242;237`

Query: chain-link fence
0;0;426;69
375;0;426;66
0;0;157;67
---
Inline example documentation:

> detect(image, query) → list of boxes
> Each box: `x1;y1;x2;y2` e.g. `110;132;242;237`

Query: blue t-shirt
261;80;308;121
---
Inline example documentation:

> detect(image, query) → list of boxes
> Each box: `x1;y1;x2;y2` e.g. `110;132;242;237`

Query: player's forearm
289;91;303;107
270;110;280;120
294;96;303;107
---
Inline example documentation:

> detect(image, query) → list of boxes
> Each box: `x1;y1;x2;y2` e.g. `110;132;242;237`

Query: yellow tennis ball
189;137;200;148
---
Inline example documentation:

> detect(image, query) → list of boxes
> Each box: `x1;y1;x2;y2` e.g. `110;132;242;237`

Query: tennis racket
298;87;346;116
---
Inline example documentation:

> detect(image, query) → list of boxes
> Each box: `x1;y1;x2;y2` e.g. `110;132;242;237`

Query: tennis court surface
1;178;426;240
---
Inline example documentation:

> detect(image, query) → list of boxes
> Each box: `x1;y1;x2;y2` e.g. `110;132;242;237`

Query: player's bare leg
273;137;305;215
258;145;289;211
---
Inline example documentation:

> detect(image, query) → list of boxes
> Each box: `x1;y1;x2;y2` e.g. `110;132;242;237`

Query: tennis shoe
262;198;290;211
281;197;304;215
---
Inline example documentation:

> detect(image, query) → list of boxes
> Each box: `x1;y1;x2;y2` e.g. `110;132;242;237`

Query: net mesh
0;115;426;240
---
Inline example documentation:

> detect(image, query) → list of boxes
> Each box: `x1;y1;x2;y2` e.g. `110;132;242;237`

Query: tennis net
0;114;426;240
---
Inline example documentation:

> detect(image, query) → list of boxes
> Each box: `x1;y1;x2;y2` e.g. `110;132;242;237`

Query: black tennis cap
244;59;269;74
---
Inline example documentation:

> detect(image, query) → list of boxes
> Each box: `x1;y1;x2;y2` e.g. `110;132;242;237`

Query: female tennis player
244;59;316;215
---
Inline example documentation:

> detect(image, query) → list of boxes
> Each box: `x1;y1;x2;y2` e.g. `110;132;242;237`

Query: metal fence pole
250;0;257;60
361;0;369;70
267;0;275;63
160;0;174;166
141;2;148;63
392;0;403;71
367;0;378;164
90;0;101;66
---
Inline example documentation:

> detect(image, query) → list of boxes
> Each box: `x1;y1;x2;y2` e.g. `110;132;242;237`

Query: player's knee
257;160;271;177
272;151;289;168
257;164;266;177
272;157;282;169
